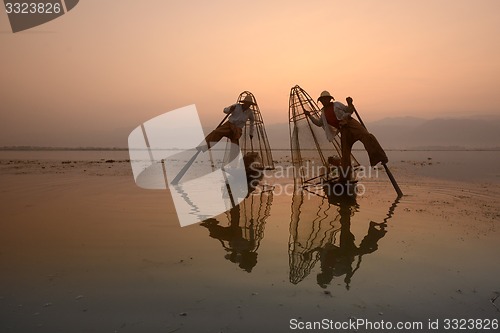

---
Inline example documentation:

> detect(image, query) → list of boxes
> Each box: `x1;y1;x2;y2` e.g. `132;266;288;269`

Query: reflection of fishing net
288;191;341;284
238;91;275;170
289;85;359;187
201;190;273;272
222;190;273;253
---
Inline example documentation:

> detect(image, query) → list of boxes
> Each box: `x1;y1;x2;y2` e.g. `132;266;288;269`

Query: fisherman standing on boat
304;91;388;182
198;95;255;151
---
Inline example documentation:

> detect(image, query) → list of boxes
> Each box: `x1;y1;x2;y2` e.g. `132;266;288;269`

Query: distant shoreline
1;146;499;152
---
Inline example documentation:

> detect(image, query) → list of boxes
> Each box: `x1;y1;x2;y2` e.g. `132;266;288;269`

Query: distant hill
369;116;500;149
253;115;500;150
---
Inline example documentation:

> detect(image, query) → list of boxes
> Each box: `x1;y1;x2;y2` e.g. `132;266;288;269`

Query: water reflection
200;190;273;272
289;189;399;289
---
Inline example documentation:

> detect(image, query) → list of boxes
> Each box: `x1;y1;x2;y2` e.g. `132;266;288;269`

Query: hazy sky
1;0;500;146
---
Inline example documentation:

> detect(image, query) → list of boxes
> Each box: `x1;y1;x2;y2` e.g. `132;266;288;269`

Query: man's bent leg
204;122;234;149
226;125;242;162
362;133;388;166
340;127;354;181
348;119;388;166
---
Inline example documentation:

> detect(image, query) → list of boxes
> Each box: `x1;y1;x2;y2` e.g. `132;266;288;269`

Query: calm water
1;150;499;332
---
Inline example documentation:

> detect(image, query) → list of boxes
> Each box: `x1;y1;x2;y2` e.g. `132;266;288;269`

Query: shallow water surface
0;151;499;332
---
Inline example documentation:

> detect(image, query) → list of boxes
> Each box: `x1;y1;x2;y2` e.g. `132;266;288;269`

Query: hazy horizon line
1;146;499;152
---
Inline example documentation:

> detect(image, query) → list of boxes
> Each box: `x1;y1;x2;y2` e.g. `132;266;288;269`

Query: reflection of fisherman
305;91;388;181
200;205;258;272
198;95;256;152
309;200;387;289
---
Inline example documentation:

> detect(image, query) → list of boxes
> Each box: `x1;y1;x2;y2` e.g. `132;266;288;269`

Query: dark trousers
205;122;242;147
340;118;388;180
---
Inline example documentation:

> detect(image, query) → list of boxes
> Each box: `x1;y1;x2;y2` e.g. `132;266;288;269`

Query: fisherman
198;95;255;151
304;91;388;182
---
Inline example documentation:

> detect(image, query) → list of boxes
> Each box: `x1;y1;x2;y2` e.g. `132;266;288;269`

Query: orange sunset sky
1;0;500;147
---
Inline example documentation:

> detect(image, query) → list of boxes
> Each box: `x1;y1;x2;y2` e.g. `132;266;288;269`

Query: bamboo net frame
288;85;359;187
238;91;275;170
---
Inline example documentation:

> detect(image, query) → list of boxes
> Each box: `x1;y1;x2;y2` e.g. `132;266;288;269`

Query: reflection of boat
201;190;273;272
288;85;359;189
323;179;359;205
289;190;400;289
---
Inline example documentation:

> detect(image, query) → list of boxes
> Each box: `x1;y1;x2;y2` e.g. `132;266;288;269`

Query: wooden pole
350;103;403;197
171;113;230;185
170;150;201;185
382;163;403;197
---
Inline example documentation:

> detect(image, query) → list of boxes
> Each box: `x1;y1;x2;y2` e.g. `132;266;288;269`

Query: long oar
171;114;230;185
350;103;403;197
